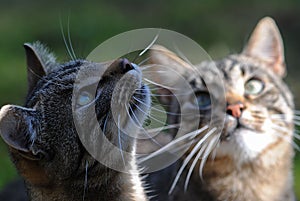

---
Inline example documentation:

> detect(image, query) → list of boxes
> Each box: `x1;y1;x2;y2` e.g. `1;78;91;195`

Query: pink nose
226;103;244;118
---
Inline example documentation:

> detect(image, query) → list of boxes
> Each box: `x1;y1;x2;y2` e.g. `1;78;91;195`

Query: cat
0;42;151;201
143;17;297;201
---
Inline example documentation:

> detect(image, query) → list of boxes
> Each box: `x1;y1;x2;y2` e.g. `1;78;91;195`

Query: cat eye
77;91;94;106
195;92;211;110
244;79;264;96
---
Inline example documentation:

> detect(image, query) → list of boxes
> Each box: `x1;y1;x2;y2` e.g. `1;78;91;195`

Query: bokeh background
0;0;299;198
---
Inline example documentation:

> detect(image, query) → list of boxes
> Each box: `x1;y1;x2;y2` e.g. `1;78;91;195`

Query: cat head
0;42;150;187
148;17;294;165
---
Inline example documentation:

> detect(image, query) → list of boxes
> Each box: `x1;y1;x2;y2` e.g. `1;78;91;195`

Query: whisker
184;133;220;192
138;56;152;66
138;125;209;163
139;34;159;57
117;115;126;167
168;127;217;195
102;114;109;135
134;90;191;97
271;124;290;133
184;143;208;192
198;134;220;178
82;160;88;201
142;124;179;134
143;78;182;90
127;106;163;147
293;116;300;121
59;16;75;60
293;110;300;115
271;129;300;151
67;14;77;60
133;96;182;116
131;102;168;126
172;45;195;70
294;132;300;141
140;64;160;71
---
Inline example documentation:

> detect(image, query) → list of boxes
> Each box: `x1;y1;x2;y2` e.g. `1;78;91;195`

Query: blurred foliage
0;0;299;198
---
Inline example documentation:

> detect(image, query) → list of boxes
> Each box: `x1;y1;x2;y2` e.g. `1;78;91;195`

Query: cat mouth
221;116;256;141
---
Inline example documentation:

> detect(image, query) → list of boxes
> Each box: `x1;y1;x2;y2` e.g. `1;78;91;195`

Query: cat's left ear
243;17;286;77
0;105;45;161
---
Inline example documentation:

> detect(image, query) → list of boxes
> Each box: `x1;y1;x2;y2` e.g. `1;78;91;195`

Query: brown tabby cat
0;42;150;201
144;17;296;201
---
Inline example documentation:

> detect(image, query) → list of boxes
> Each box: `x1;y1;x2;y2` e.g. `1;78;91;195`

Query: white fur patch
216;128;278;164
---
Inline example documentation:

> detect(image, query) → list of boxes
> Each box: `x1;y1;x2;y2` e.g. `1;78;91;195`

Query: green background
0;0;299;198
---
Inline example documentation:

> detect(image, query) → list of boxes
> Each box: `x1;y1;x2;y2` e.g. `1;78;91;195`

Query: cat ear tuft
242;17;286;77
0;105;42;160
24;42;57;95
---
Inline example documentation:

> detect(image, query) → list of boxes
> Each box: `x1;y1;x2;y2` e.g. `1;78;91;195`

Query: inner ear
24;43;47;95
24;42;57;96
0;105;42;160
242;17;286;77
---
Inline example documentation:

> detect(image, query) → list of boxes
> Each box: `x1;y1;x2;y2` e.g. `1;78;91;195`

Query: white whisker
293;132;300;140
184;143;208;192
143;78;181;90
139;33;159;57
138;125;209;163
271;130;300;151
293;110;300;115
131;102;168;126
142;124;179;134
133;96;182;116
199;134;220;178
67;14;77;60
138;56;152;66
117;115;126;167
59;16;75;60
82;160;88;201
127;106;163;147
168;127;216;195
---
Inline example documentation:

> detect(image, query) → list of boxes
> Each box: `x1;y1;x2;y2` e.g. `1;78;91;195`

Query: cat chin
216;128;277;164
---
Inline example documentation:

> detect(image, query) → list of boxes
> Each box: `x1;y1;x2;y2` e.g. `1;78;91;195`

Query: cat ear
24;42;57;95
147;45;193;104
242;17;286;77
0;105;43;160
149;44;193;72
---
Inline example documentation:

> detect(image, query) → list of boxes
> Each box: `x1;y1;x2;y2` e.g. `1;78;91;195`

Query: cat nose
119;58;135;74
226;102;244;118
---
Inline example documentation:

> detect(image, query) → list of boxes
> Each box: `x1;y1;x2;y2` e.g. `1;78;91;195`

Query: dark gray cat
0;42;151;201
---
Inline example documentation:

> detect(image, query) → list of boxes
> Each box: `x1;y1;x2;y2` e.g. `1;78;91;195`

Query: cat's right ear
0;105;43;160
242;17;286;77
24;42;57;95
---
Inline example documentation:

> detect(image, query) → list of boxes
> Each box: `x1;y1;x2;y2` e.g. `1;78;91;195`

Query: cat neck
26;163;147;201
192;140;295;201
14;150;147;201
27;170;146;201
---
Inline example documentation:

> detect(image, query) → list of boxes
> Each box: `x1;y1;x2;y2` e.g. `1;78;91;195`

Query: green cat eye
77;91;94;106
195;92;211;109
244;79;264;95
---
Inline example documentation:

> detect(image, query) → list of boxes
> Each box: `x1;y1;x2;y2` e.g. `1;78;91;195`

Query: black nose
120;58;134;74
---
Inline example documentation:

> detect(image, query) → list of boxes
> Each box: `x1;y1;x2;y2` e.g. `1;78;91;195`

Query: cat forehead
188;55;270;86
25;60;115;106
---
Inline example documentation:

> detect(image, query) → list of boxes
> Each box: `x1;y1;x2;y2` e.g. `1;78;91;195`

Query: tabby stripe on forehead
26;67;80;106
